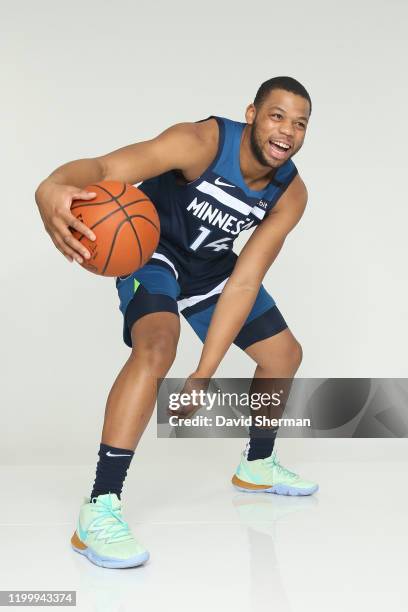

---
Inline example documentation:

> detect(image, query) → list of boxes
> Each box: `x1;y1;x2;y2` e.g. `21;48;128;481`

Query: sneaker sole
231;474;319;496
71;531;149;569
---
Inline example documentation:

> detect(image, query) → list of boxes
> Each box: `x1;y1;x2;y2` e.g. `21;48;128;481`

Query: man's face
247;89;310;169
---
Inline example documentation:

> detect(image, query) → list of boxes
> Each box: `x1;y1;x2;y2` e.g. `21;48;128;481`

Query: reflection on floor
1;441;407;612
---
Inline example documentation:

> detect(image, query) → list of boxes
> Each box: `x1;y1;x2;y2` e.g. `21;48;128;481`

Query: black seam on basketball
76;199;152;241
98;185;142;274
90;199;150;228
90;182;128;201
125;215;160;233
90;183;129;274
94;184;141;246
101;186;148;275
73;182;157;274
71;198;113;208
131;225;143;272
120;217;143;273
101;216;142;275
72;182;127;208
72;197;150;210
116;215;157;272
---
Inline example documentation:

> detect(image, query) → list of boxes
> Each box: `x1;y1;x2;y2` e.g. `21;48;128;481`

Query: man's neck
239;125;276;191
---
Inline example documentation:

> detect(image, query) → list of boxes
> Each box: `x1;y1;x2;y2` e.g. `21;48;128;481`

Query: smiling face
246;89;310;169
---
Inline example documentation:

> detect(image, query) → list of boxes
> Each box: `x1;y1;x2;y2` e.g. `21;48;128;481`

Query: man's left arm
193;174;308;378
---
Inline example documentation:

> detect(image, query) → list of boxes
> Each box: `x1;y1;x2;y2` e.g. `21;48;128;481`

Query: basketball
71;181;160;276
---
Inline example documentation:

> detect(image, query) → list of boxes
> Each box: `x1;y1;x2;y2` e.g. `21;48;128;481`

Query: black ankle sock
90;443;134;500
247;426;278;461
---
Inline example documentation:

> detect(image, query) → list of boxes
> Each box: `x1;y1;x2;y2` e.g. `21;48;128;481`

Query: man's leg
244;326;302;378
101;311;180;449
231;295;318;495
243;327;302;460
71;310;180;569
180;276;317;494
71;261;182;568
91;261;181;500
90;311;180;500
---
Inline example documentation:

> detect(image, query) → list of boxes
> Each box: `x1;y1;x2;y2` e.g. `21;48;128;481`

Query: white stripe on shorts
151;253;179;279
177;277;229;312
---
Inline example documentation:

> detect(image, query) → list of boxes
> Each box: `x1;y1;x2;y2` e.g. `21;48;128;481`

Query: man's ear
245;103;256;126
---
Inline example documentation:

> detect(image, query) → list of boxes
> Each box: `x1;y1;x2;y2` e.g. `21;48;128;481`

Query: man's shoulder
193;116;219;147
163;117;219;150
290;173;308;199
270;172;308;217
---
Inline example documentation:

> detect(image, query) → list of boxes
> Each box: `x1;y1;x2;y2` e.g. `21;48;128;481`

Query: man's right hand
34;119;218;264
35;181;97;264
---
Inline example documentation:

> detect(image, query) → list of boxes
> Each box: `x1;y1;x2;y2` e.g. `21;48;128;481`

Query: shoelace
263;453;298;479
88;496;133;543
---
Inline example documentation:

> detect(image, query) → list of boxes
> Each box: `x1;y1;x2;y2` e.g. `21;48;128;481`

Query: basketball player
35;76;318;569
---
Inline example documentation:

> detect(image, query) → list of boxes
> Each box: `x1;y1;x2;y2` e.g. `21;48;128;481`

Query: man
35;76;318;569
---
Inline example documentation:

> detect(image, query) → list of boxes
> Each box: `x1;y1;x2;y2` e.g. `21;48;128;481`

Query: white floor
1;440;407;612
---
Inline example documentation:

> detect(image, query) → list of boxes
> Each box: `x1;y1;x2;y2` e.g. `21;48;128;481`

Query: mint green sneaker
232;451;319;496
70;493;149;568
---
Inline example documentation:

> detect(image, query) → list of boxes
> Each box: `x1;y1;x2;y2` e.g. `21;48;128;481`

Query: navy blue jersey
137;115;298;294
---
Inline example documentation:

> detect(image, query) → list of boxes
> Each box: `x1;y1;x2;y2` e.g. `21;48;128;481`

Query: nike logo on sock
106;451;132;457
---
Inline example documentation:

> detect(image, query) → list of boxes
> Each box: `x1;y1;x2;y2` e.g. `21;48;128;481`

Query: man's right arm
35;123;206;263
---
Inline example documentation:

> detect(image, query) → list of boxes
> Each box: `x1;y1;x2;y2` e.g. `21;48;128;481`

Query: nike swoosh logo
215;177;235;188
106;451;132;457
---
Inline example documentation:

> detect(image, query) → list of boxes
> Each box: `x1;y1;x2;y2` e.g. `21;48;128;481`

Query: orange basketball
71;181;160;276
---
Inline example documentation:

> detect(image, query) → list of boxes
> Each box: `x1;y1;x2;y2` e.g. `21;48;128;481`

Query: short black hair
254;76;312;115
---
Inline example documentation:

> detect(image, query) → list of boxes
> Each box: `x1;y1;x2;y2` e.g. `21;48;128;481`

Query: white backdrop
1;0;407;464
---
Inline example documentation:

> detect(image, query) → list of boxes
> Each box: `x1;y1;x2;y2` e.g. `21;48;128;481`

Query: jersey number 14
189;226;232;252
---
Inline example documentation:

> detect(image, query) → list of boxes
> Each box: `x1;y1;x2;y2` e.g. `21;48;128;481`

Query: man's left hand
167;371;211;419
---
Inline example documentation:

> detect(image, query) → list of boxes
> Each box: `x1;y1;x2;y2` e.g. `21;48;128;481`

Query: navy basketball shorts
115;251;288;350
